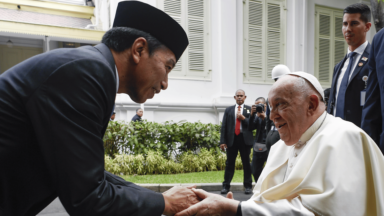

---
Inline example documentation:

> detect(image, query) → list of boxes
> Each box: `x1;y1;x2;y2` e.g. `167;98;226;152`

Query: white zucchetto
287;71;325;100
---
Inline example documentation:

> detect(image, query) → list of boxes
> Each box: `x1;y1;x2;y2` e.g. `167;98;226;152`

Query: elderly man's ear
308;94;320;114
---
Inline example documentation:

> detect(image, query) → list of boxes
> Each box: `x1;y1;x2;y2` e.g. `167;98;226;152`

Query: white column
286;0;308;72
43;36;50;53
212;0;238;105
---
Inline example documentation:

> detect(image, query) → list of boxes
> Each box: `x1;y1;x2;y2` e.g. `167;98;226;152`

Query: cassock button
294;153;298;157
289;164;293;168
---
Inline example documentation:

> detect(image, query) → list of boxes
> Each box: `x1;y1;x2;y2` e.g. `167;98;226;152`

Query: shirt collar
347;40;368;56
295;111;327;147
115;66;119;93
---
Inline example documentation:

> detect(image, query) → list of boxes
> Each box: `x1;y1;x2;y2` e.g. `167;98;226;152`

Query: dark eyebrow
168;59;176;68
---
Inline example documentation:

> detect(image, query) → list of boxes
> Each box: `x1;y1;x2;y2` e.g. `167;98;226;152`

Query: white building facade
0;0;376;124
110;0;375;124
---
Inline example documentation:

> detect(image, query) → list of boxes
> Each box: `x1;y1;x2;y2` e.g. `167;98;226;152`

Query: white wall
113;0;377;124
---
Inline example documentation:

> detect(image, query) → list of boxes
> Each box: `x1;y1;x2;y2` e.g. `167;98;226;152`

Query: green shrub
105;148;251;176
103;120;222;158
103;120;257;175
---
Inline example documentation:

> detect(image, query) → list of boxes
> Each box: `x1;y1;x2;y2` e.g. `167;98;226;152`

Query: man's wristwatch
235;201;242;216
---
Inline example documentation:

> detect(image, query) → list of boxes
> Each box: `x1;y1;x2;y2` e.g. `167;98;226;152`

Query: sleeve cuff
235;201;242;216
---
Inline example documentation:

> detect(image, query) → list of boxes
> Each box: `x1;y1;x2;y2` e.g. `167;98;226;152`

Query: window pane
188;0;205;72
319;38;330;82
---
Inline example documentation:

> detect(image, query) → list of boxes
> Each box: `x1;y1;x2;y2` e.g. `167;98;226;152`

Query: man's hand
162;185;200;216
175;188;239;216
251;105;257;116
236;110;245;121
257;111;266;120
220;144;227;151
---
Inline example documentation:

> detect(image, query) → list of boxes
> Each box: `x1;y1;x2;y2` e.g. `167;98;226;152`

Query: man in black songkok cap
0;1;197;216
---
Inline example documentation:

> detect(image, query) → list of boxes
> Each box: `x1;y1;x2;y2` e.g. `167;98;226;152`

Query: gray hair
287;75;322;101
235;89;246;96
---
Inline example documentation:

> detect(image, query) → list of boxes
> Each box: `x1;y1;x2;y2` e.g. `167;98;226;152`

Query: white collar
115;66;119;93
347;40;368;56
294;111;327;148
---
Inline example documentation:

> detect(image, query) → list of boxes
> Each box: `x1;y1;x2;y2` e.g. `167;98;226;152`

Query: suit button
347;110;351;114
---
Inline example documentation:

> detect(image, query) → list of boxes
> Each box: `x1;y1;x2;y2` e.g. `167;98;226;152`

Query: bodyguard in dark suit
219;89;253;194
131;108;143;122
248;97;267;183
0;2;198;216
361;28;384;154
327;3;372;127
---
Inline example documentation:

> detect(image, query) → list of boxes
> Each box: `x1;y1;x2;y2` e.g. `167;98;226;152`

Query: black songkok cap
113;0;189;62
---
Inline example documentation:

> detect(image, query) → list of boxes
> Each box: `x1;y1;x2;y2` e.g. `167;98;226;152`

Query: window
157;0;211;80
243;0;286;84
315;6;347;87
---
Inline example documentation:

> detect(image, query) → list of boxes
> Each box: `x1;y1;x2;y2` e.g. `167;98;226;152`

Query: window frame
314;5;348;87
243;0;287;84
157;0;212;81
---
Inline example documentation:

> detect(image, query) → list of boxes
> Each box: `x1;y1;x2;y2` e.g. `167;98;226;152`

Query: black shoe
221;187;229;194
244;188;252;194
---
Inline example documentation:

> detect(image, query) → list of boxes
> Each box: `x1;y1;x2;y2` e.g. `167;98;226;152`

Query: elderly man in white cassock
176;72;384;216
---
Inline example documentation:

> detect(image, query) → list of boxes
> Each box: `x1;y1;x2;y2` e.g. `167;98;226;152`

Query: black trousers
223;133;252;189
251;151;268;183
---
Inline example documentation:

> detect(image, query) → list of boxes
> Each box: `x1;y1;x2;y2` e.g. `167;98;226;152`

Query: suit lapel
230;105;236;121
332;55;347;88
347;43;371;87
242;105;248;116
328;55;347;112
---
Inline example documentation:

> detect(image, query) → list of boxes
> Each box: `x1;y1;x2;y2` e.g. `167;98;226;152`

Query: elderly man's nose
270;109;277;120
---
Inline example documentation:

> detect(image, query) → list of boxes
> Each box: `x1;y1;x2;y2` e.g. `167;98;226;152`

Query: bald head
268;75;325;145
234;89;247;105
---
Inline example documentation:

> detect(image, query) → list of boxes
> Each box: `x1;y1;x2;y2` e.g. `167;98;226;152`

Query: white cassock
241;111;384;216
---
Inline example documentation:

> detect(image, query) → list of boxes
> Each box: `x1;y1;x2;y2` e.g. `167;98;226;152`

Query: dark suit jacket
362;29;384;153
0;44;164;216
248;115;266;144
327;43;371;127
220;105;253;147
132;114;142;122
265;99;275;134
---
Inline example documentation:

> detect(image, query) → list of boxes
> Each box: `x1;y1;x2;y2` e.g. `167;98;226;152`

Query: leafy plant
103;120;222;158
104;148;248;176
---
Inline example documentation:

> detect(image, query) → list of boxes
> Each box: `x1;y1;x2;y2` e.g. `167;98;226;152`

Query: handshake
162;185;240;216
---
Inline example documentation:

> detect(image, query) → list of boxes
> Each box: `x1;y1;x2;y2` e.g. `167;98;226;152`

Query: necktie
335;52;356;118
235;105;241;135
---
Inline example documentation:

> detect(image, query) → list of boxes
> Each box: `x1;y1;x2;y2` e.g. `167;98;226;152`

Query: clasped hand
236;110;245;121
163;186;239;216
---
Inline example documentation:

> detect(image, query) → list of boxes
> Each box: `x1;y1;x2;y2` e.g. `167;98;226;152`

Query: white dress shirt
115;66;119;93
234;103;244;133
333;40;368;115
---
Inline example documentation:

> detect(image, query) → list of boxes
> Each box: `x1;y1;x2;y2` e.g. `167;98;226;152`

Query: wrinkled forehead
268;76;299;102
